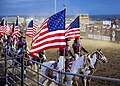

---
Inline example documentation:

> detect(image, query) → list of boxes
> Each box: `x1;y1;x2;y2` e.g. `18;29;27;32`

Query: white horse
65;54;94;86
76;49;108;86
41;54;94;86
41;56;65;86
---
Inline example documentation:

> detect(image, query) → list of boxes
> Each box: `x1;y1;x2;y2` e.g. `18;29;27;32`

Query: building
80;14;89;32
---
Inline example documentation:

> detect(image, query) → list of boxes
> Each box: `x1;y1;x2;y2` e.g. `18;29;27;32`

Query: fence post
12;53;15;77
21;54;24;86
86;27;88;38
37;63;40;86
58;71;63;86
5;48;7;85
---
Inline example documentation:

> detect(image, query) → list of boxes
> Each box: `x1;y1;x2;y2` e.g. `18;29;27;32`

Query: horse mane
90;51;98;58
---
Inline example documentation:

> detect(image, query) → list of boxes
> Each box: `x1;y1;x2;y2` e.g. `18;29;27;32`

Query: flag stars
48;10;65;32
69;16;79;29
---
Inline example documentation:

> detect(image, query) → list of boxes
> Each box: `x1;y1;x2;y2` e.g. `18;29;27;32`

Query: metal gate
0;46;120;86
0;46;62;86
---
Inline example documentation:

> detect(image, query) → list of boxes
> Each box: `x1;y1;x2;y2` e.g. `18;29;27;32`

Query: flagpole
54;0;56;14
63;4;66;9
78;16;81;57
63;3;67;83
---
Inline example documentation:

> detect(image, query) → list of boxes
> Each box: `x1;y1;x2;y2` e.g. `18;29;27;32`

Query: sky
0;0;120;16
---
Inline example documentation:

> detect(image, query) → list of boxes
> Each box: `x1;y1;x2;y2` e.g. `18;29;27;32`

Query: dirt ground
44;38;120;86
0;38;120;86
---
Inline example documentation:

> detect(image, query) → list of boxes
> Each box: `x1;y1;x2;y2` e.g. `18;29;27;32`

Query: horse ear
97;49;99;51
97;49;101;52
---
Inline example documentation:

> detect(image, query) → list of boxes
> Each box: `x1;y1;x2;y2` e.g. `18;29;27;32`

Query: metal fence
85;26;118;41
0;46;120;86
0;46;62;86
0;46;26;86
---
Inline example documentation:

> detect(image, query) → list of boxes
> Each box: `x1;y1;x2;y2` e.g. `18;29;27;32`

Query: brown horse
41;56;65;86
41;61;58;86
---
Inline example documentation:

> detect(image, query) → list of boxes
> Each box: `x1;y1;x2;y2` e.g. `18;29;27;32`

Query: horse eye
100;51;104;55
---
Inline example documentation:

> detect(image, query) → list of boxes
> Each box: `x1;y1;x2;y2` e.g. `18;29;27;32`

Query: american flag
4;21;8;33
0;19;5;36
12;17;21;38
4;21;11;35
10;22;15;34
30;9;66;54
26;20;38;38
33;22;38;36
65;16;80;39
0;27;3;36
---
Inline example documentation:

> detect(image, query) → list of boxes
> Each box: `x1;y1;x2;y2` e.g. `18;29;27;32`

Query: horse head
96;49;108;63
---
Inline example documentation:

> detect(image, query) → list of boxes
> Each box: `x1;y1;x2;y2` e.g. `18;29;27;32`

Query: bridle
96;51;107;63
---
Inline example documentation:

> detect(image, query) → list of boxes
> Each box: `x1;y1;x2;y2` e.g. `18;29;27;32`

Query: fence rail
85;27;117;41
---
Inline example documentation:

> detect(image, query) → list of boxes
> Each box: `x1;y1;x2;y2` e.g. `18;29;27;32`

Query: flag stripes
26;20;38;38
33;22;38;35
12;17;21;38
